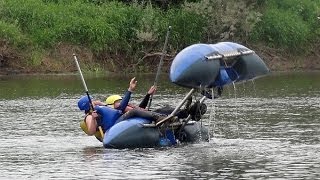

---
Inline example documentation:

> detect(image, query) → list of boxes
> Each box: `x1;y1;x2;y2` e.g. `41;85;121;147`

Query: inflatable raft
92;97;208;149
103;117;209;148
170;42;269;88
100;42;269;149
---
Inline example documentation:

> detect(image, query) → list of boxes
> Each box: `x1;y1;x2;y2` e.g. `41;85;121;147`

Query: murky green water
0;72;319;179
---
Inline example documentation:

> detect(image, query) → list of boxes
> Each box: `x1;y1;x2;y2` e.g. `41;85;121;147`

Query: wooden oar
147;26;172;110
73;54;104;138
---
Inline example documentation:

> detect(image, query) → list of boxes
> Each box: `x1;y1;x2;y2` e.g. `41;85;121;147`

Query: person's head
105;95;122;108
78;95;91;112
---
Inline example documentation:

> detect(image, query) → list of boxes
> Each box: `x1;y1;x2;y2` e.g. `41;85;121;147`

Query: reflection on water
0;72;319;179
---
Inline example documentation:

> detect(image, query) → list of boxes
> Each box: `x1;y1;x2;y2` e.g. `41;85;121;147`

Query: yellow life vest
80;119;103;142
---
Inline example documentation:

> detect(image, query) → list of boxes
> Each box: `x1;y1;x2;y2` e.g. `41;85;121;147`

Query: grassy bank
0;0;319;74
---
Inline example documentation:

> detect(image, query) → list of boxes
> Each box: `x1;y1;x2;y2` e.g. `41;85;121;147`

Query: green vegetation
0;20;29;48
252;0;320;50
0;0;319;72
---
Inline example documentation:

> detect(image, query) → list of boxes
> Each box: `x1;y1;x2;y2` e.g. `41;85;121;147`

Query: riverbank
1;43;319;76
1;0;319;76
250;43;320;71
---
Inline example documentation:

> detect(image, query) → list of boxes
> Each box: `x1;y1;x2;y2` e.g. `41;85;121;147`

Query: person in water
104;78;175;124
77;77;171;141
105;84;193;123
105;85;156;112
78;77;137;140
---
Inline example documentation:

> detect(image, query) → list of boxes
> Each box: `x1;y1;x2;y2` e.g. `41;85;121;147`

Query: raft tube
170;42;270;88
103;118;209;149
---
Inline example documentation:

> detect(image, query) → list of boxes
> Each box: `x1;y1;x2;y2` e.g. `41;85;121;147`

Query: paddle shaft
147;26;172;110
73;55;94;109
73;54;104;137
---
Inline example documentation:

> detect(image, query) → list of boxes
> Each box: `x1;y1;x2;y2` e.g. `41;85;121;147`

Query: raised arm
139;85;156;108
117;77;137;111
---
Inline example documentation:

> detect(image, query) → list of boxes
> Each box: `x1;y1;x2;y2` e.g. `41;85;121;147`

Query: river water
0;72;319;179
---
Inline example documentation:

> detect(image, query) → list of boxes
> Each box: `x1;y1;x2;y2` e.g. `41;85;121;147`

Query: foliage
183;0;262;43
252;0;320;50
253;9;310;49
0;20;29;48
163;8;206;50
1;0;123;50
0;0;319;71
0;0;205;51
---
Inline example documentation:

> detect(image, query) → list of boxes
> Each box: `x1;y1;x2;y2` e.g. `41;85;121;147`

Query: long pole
147;26;172;110
73;54;104;138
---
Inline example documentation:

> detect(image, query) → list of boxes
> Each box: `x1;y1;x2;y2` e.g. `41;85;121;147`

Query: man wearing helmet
104;79;174;124
78;77;138;140
77;96;104;136
106;85;156;112
105;81;191;124
78;77;170;141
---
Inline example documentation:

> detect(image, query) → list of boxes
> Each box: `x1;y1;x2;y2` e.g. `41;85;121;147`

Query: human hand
92;100;105;106
128;77;137;92
91;110;99;118
147;85;156;95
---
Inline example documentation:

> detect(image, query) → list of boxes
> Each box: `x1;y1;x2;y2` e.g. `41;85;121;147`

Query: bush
252;0;319;50
0;0;207;71
1;0;317;71
253;9;310;49
163;8;206;50
0;20;29;48
183;0;262;43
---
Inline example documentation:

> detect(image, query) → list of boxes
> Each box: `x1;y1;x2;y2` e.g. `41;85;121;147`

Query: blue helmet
78;95;91;111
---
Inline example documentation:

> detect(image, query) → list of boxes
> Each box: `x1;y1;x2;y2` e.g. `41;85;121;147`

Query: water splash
232;82;240;136
207;88;216;141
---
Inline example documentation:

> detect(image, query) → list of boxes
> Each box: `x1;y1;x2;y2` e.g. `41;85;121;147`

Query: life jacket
80;114;103;142
80;106;122;142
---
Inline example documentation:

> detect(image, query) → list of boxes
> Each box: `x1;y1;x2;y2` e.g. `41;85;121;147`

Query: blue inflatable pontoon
99;42;269;149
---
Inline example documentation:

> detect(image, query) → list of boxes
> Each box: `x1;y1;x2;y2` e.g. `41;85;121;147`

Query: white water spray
207;88;216;141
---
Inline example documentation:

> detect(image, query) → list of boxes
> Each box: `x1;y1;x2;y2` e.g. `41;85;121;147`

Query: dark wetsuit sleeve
139;94;150;108
116;109;162;124
117;90;132;112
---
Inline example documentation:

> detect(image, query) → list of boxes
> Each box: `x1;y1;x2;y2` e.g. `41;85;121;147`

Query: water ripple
1;73;320;179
